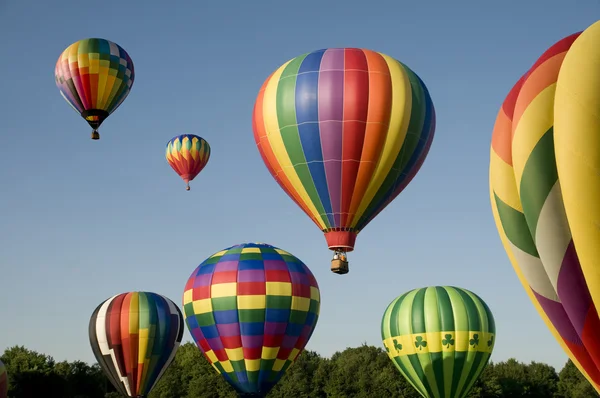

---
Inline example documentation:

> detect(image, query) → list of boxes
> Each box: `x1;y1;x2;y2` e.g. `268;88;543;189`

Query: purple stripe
193;273;212;287
216;323;240;337
532;290;582;344
318;49;344;226
240;335;263;348
264;321;287;335
557;241;593;335
263;259;287;270
281;334;298;349
238;269;265;282
206;336;224;350
214;261;238;272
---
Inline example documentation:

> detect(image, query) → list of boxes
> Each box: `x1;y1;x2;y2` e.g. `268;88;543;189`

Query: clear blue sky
1;0;598;372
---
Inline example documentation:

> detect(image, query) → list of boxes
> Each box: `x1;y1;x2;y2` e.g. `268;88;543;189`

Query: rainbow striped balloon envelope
0;359;7;398
490;22;600;393
183;243;321;396
165;134;211;191
89;291;184;398
253;48;435;264
381;286;496;398
55;38;135;139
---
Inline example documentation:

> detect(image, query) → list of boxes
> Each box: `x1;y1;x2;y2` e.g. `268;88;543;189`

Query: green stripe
411;288;427;334
494;193;539;257
382;287;495;398
276;55;329;228
519;128;558;240
357;62;428;227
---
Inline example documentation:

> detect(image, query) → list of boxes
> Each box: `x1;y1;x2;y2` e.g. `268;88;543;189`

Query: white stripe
95;294;132;396
509;241;560;301
535;182;572;291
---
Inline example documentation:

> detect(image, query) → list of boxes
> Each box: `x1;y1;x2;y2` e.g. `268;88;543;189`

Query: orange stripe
513;53;566;128
347;50;393;219
491;77;525;164
253;74;322;228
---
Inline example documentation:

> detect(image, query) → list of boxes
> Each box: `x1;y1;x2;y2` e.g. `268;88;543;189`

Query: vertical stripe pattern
381;286;495;398
166;134;211;189
55;38;135;129
252;48;435;251
490;27;600;392
182;243;320;397
89;292;184;398
0;359;7;398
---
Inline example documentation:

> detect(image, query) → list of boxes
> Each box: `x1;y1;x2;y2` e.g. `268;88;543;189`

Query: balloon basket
91;131;100;140
331;258;349;275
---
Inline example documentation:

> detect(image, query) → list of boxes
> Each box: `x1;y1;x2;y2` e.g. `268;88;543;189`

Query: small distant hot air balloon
55;38;135;140
253;48;435;274
165;134;211;191
381;286;496;398
89;291;184;398
0;359;7;398
490;22;600;393
183;243;321;397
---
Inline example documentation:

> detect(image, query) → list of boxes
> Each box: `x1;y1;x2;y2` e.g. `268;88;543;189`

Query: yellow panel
237;295;266;310
211;283;237;298
266;282;291;296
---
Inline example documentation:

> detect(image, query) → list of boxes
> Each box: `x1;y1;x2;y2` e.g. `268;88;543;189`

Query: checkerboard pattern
55;38;135;120
183;243;321;396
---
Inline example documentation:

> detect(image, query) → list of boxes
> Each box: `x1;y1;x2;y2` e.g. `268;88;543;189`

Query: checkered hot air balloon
0;359;7;398
55;38;135;140
381;286;496;398
490;21;600;394
89;292;184;398
165;134;211;191
183;243;321;397
252;48;435;274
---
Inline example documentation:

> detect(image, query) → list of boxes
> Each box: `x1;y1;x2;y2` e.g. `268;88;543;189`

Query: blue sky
1;0;599;372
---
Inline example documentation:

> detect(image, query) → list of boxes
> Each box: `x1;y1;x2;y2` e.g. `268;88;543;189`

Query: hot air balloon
252;48;435;274
89;291;184;398
55;38;135;140
165;134;211;191
183;242;320;397
490;23;600;392
0;359;7;398
381;286;495;398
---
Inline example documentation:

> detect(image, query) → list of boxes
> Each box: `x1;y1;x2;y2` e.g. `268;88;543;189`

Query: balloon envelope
252;48;435;254
89;291;184;398
0;359;7;398
381;286;495;398
165;134;211;190
490;23;600;392
183;242;321;397
55;38;135;138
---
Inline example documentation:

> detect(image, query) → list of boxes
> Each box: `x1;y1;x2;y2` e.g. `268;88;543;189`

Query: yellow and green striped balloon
381;286;495;398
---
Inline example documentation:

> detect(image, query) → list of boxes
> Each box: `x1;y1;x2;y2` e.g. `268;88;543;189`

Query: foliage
1;343;598;398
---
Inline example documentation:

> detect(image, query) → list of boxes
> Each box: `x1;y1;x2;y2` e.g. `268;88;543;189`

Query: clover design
487;335;494;347
470;333;479;347
442;333;455;348
393;339;403;351
415;336;427;350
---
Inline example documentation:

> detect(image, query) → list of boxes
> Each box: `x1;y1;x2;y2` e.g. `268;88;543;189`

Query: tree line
1;343;597;398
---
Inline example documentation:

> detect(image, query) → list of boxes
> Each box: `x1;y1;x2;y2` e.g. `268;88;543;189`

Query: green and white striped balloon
381;286;496;398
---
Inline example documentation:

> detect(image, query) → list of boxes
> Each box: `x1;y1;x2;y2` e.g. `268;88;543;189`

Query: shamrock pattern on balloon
470;333;479;347
442;333;455;348
415;336;427;350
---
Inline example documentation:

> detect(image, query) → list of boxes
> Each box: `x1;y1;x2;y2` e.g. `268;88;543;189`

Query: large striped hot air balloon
89;292;184;398
252;48;435;274
381;286;496;398
0;359;7;398
55;38;135;140
490;21;600;393
183;243;321;397
165;134;211;191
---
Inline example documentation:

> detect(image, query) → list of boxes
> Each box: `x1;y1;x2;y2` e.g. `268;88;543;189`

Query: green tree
556;359;600;398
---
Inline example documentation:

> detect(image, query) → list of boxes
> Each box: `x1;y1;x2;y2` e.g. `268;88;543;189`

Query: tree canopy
1;343;597;398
